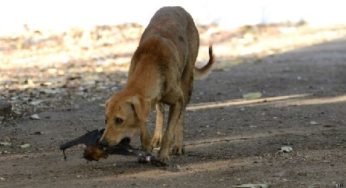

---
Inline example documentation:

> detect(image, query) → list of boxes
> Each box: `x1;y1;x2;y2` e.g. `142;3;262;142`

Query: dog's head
99;93;149;147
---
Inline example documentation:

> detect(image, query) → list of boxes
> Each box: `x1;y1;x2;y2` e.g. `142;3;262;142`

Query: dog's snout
99;139;109;148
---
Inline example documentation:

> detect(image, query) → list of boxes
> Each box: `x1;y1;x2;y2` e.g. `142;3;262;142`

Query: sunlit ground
1;23;346;87
187;93;346;111
2;23;346;68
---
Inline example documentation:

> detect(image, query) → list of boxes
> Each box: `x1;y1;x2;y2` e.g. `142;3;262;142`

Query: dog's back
128;6;213;104
137;7;199;75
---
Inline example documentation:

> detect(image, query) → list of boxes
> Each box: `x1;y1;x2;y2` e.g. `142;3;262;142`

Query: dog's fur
100;6;214;161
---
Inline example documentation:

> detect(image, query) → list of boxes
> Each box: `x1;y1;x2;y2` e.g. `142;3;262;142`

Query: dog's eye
114;117;124;125
105;119;108;124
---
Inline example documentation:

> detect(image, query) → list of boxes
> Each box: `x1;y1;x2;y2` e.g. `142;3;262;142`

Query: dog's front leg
159;96;183;161
139;122;152;152
151;103;164;148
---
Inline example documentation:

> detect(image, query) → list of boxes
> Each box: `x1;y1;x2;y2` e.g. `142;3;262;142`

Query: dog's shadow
69;154;184;178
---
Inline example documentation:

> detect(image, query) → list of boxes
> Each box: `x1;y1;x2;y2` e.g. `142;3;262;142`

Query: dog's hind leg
151;103;164;148
171;110;185;155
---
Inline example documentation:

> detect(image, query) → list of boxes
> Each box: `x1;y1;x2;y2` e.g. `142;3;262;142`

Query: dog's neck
124;64;161;110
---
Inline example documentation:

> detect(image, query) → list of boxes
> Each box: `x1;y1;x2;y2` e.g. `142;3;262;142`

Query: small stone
0;142;11;147
30;114;40;120
309;121;318;125
20;143;31;149
280;146;293;153
29;100;44;106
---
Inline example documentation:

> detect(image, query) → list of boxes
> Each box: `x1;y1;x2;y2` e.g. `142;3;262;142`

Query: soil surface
1;33;346;187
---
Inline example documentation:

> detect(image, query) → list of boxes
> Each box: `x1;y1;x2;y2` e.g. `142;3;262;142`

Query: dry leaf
243;92;262;100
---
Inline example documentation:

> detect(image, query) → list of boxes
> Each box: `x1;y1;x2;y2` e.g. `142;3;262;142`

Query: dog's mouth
103;137;134;155
83;137;133;161
97;135;132;148
118;137;131;145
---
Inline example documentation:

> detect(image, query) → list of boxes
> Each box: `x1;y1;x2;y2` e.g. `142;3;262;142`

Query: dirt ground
1;25;346;187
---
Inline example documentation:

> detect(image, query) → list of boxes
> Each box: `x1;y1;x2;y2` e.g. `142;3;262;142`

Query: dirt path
1;38;346;188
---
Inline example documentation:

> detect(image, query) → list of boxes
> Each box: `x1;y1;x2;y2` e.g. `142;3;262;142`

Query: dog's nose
99;139;109;148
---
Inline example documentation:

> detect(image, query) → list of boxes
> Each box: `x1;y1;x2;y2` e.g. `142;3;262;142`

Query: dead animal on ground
59;129;167;166
99;6;214;162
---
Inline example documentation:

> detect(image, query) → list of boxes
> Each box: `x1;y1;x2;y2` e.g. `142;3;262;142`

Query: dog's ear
126;95;150;122
104;98;111;115
105;99;109;108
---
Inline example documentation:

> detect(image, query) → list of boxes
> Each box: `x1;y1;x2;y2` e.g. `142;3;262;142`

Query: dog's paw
158;151;170;162
151;134;162;148
141;144;153;153
171;145;185;155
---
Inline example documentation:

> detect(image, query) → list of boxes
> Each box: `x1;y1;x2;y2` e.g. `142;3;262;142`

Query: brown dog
100;6;214;161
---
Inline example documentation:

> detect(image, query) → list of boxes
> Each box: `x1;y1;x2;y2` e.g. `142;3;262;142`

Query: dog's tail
194;45;215;79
